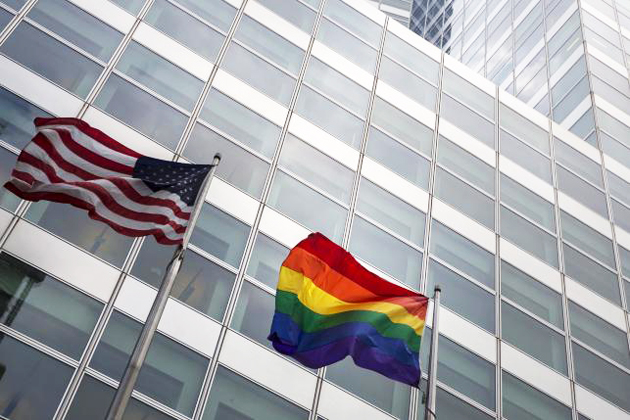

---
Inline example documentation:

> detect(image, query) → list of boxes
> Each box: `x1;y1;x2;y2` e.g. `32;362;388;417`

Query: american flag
3;117;211;245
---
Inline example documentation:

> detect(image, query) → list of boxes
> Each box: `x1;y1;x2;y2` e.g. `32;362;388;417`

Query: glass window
222;42;295;106
246;234;288;289
349;216;422;287
569;301;630;368
0;87;53;150
231;280;275;348
556;166;608;218
110;0;144;15
203;366;309;420
0;253;102;359
278;134;354;203
200;89;281;158
443;69;494;120
500;130;552;183
256;0;316;33
427;259;495;333
131;239;236;320
172;0;236;32
554;139;603;188
316;18;377;72
560;211;615;268
2;0;26;11
500;174;555;231
0;333;73;419
94;74;188;150
430;221;494;289
502;302;567;373
383;32;439;85
295;86;364;149
326;356;411;419
0;148;20;212
620;245;630;279
304;58;369;116
235;15;304;75
1;22;104;98
365;127;431;190
608;170;630;208
563;243;620;305
356;178;425;247
500;104;549;154
183;123;269;198
501;261;563;328
438;137;495;195
145;0;228;62
90;311;209;416
502;371;572;420
371;98;433;156
611;199;630;233
420;387;494;420
500;206;558;268
441;94;495;148
378;56;437;111
268;171;347;243
26;200;134;267
324;0;381;46
434;167;495;230
191;203;250;268
28;0;122;61
116;41;203;111
572;342;630;412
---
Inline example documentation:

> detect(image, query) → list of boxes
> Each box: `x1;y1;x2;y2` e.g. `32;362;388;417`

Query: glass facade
0;0;629;420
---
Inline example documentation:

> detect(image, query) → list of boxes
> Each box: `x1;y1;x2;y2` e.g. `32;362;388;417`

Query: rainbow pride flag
268;232;429;386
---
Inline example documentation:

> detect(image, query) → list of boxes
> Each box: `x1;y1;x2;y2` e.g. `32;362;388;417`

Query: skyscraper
0;0;628;420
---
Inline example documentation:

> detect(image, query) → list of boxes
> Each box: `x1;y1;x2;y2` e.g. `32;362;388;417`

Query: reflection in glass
438;137;494;195
500;130;552;183
0;88;53;150
563;244;620;305
246;234;289;288
316;18;377;73
0;148;20;211
379;56;436;111
502;371;571;420
109;0;144;15
257;0;316;33
556;166;608;218
560;211;615;268
371;98;433;156
441;94;494;148
231;281;275;348
500;104;549;154
323;0;381;46
500;174;555;231
383;32;439;85
501;206;558;268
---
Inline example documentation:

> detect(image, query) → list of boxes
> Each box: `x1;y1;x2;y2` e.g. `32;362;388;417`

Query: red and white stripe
4;118;192;245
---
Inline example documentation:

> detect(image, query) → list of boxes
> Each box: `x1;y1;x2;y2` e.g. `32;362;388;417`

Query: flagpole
105;153;221;420
424;285;441;420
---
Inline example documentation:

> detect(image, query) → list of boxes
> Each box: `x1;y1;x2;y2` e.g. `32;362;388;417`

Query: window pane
554;139;603;188
500;130;552;183
608;170;630;208
0;87;52;150
203;366;309;420
502;371;571;420
95;73;187;150
620;246;630;279
131;239;235;320
246;234;288;289
430;221;494;289
0;334;73;419
235;15;304;74
184;123;269;198
438;136;495;195
501;261;563;328
200;89;281;158
110;0;144;15
26;200;134;267
295;86;364;149
427;259;495;333
191;203;250;268
231;281;275;348
378;57;437;111
501;174;555;231
145;0;226;62
557;166;608;218
502;302;567;373
28;0;122;61
569;301;630;368
1;23;103;98
563;243;620;304
2;0;26;11
90;311;209;416
435;167;495;230
500;206;558;268
371;98;433;156
443;69;494;120
0;253;102;359
324;0;381;46
116;41;203;111
560;211;615;268
500;104;549;154
279;134;354;203
316;18;377;72
572;342;630;412
349;216;422;287
173;0;236;32
612;200;630;233
326;356;411;419
268;171;347;243
356;178;425;247
383;32;440;85
0;148;20;211
365;127;431;190
441;94;495;148
256;0;316;33
428;388;494;420
304;57;369;116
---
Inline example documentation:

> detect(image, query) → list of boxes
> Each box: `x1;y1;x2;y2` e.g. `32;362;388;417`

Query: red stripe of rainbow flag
268;232;428;386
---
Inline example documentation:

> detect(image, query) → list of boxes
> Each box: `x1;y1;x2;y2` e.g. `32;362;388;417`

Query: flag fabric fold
3;117;211;245
268;232;429;386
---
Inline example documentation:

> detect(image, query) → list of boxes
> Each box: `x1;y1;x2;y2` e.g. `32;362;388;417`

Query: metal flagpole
105;153;221;420
424;285;441;420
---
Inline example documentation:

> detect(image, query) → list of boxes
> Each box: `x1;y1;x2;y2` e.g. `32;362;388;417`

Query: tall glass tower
0;0;628;420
